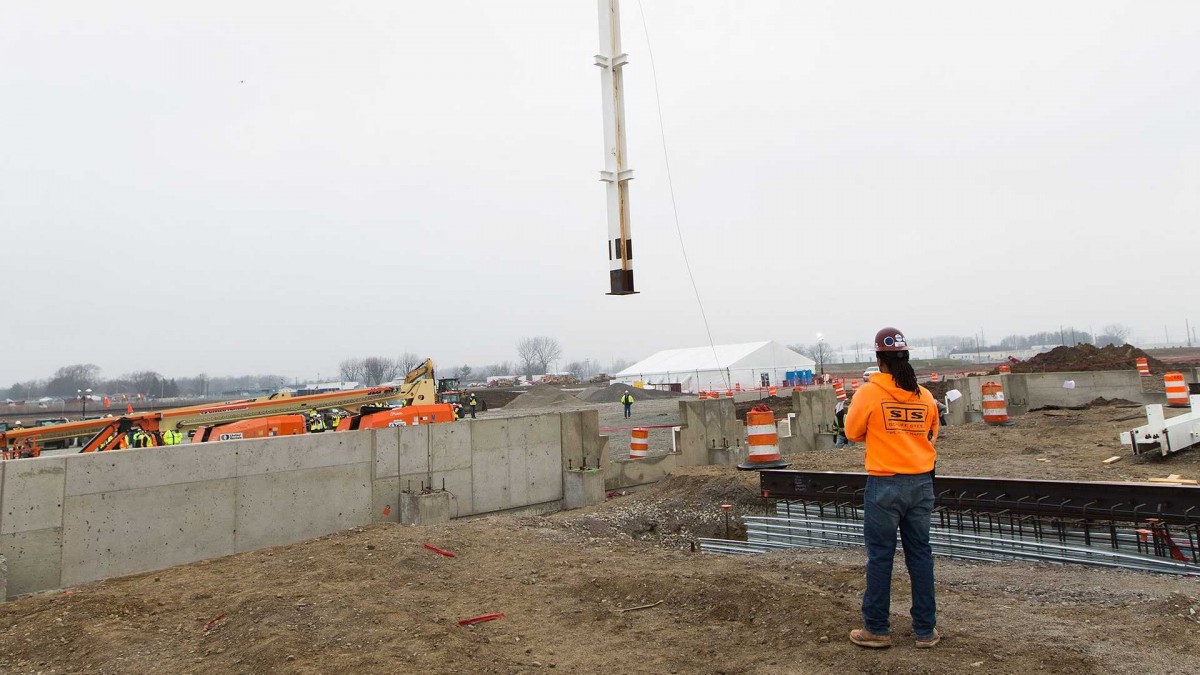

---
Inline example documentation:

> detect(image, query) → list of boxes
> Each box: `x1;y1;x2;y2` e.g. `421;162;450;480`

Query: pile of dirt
734;395;794;422
503;385;587;410
1011;343;1168;374
576;383;684;403
473;389;521;409
1030;396;1140;412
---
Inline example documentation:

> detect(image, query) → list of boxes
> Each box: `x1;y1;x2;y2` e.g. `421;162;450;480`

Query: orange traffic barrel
1136;358;1150;377
998;365;1011;374
738;405;789;470
768;385;778;396
982;381;1014;426
1164;372;1189;407
833;382;847;401
930;372;940;382
629;428;649;459
725;389;734;398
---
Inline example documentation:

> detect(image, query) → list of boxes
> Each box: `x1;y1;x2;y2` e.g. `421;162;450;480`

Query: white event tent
615;341;816;393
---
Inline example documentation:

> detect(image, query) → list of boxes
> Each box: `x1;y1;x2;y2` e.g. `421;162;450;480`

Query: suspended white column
596;0;636;295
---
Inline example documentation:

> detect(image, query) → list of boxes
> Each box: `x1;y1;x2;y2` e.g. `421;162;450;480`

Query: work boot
849;629;891;649
915;629;942;648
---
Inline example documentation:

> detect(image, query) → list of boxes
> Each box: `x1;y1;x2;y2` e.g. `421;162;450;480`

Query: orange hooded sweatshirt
844;373;938;476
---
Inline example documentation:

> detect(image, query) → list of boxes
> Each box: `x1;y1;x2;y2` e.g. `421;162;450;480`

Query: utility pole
596;0;636;295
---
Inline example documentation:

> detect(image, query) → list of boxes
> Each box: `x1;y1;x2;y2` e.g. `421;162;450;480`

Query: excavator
0;358;456;458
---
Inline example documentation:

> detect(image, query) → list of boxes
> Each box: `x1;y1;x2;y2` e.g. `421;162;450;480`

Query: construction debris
1102;456;1123;464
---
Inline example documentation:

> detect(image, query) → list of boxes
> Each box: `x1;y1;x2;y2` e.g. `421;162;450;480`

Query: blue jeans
623;404;631;418
862;473;936;638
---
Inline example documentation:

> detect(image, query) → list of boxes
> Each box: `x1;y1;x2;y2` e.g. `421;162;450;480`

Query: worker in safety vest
845;327;940;650
468;393;479;419
306;410;325;433
620;390;634;418
325;410;341;431
162;429;182;445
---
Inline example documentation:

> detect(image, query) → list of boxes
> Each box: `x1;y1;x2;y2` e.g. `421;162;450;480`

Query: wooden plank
1102;456;1123;465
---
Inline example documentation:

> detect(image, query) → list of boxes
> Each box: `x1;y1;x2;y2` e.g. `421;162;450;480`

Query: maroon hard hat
874;327;909;352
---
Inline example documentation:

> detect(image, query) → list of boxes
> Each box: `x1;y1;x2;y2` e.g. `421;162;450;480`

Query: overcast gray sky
3;1;1198;383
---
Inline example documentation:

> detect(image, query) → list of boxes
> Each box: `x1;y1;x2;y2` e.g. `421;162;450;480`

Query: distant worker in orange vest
844;327;940;650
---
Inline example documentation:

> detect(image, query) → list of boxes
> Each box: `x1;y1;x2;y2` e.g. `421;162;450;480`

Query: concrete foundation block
605;453;677;491
708;446;745;467
400;491;452;525
563;469;604;510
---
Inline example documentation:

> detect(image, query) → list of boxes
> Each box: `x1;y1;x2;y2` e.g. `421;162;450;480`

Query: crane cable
633;0;730;390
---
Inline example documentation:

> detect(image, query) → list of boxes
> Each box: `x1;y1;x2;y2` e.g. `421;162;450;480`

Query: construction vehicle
0;357;454;458
436;377;486;417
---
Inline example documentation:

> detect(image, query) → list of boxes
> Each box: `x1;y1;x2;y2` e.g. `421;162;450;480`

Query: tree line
4;336;636;401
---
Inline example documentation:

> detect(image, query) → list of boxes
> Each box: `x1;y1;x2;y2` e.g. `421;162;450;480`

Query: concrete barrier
0;409;606;600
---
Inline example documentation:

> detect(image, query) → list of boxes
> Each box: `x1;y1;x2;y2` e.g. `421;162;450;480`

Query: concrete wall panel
60;479;236;587
1;456;65;534
235;432;369;476
371;477;400;523
559;411;583;470
372;428;400;479
65;444;237;497
397;425;431;476
234;463;371;552
523;417;563;506
431;422;472;472
1;528;62;597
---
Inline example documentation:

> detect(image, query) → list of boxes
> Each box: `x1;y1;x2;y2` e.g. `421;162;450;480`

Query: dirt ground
3;402;1200;673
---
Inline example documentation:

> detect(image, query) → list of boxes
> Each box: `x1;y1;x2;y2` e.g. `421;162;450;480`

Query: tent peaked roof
616;341;813;377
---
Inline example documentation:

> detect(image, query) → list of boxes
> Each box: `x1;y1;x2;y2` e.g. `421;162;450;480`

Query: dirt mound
576;383;684;403
1011;343;1168;374
474;389;521;409
734;395;793;422
504;385;587;410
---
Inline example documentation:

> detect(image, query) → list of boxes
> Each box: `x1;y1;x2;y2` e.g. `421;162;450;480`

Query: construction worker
620;390;634;419
467;393;479;419
833;394;852;448
306;410;325;433
845;327;940;650
162;429;182;445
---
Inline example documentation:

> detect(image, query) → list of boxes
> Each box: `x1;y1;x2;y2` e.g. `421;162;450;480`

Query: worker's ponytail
877;351;920;395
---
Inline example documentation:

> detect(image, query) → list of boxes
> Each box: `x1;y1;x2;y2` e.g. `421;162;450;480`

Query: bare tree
338;358;365;382
517;338;539;376
362;357;401;385
1097;323;1132;346
397;352;421;374
792;342;833;375
517;336;563;376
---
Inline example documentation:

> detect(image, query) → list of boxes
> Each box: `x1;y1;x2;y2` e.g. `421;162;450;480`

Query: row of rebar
699;501;1200;576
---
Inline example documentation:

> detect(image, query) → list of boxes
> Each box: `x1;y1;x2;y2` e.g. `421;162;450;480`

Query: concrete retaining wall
0;410;604;599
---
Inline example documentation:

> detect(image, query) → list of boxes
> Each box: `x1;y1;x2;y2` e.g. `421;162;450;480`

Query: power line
633;0;729;389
